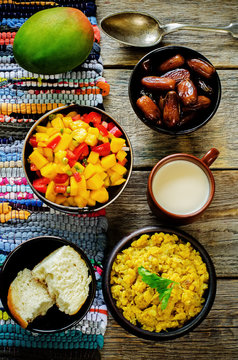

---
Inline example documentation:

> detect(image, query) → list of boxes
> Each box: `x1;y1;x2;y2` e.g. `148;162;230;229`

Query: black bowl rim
128;45;222;135
22;104;133;214
102;226;216;341
0;235;96;333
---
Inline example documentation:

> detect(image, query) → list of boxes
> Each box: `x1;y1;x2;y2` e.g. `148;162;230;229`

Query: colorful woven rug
0;1;109;359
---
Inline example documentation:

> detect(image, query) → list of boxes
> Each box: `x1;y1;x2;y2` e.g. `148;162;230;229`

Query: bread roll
7;268;54;328
32;245;91;315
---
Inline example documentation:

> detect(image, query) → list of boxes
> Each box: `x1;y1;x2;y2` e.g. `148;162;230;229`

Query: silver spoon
100;11;238;47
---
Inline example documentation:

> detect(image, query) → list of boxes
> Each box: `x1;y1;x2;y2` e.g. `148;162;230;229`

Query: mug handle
201;148;219;167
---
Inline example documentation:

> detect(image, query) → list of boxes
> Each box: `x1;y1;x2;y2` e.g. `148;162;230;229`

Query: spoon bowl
100;11;238;47
101;12;164;47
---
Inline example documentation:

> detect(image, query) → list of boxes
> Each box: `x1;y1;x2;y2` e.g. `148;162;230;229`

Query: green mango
13;7;94;75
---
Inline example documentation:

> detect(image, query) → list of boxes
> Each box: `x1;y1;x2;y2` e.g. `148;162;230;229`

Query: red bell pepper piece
96;124;109;137
55;185;67;193
29;136;38;147
73;142;89;161
72;114;81;121
66;149;76;160
109;125;123;138
73;172;82;182
92;142;111;157
47;135;61;150
32;177;50;193
68;159;76;168
30;163;38;171
107;122;115;131
83;112;102;125
54;173;69;184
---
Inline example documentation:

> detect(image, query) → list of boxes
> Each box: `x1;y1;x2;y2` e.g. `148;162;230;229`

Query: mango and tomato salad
28;110;129;207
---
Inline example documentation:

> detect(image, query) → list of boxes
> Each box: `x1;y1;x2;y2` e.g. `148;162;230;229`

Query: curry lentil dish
110;232;209;333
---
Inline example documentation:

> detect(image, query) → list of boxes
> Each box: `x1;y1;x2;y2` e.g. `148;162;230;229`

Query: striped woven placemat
0;1;110;359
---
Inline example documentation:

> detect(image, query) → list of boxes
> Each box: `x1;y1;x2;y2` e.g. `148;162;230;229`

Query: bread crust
7;286;28;329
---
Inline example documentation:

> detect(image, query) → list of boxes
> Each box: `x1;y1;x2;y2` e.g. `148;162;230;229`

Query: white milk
152;160;210;215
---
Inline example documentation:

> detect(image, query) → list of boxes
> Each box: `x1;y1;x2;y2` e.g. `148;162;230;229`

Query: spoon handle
162;22;238;39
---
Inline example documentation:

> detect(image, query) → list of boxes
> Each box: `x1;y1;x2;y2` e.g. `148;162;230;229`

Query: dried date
187;58;215;79
183;95;211;111
158;54;185;72
136;95;161;124
177;79;198;106
163;91;180;128
161;68;190;82
197;79;213;95
141;76;176;91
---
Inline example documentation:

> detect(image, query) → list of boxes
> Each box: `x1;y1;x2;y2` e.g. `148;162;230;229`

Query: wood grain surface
97;0;238;359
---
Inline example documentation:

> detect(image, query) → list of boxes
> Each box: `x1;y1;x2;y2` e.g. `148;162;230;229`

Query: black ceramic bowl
103;226;216;341
0;236;96;333
129;45;221;135
23;104;133;214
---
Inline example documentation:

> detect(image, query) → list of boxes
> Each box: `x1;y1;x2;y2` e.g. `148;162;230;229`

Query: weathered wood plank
101;279;238;359
106;170;238;276
97;0;238;67
103;69;238;169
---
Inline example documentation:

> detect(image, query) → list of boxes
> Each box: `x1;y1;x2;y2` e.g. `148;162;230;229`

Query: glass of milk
147;148;219;225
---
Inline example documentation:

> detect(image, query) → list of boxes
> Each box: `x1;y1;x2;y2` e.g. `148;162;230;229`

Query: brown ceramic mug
147;148;219;225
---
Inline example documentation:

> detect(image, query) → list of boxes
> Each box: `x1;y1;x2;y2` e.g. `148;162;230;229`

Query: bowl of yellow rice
102;226;216;340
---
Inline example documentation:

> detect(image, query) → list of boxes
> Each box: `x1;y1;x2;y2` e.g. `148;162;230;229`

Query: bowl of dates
129;45;221;135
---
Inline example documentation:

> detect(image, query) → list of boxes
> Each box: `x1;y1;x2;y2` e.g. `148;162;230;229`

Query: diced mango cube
101;154;116;170
46;127;60;137
80;189;90;200
74;196;87;208
87;151;99;165
72;128;87;143
111;163;127;176
55;195;67;205
35;133;49;142
84;163;97;180
77;176;87;193
51;117;64;129
45;180;56;202
36;125;47;133
67;111;77;118
91;187;109;203
86;173;104;190
88;127;99;137
116;149;127;162
87;196;96;206
43;147;53;162
62;116;73;128
104;176;110;188
98;171;107;181
70;120;89;131
85;133;98;147
29;149;49;169
40;163;58;179
110;138;125;153
54;150;67;164
110;171;122;184
54;133;72;152
111;178;126;186
70;176;78;196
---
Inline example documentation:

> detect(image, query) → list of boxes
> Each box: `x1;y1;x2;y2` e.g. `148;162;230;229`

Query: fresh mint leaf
138;266;177;310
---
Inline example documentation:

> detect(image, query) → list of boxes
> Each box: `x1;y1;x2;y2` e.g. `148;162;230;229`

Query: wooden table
97;0;238;359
